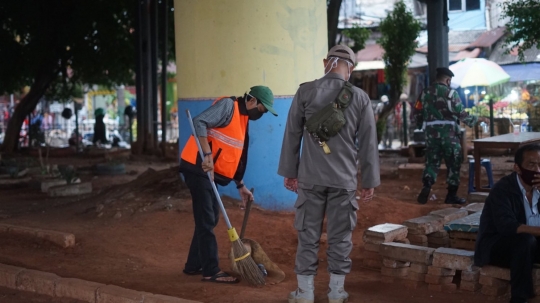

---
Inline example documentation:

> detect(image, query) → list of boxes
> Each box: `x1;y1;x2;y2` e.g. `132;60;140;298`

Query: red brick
403;216;444;235
362;235;384;245
0;264;24;289
479;275;510;288
363;243;380;252
36;230;75;248
408;234;428;243
427;266;455;277
144;293;201;303
424;274;454;285
448;231;477;240
409;263;428;274
460;281;481;292
427;230;449;239
432;247;474;271
480;266;510;281
9;226;37;238
461;268;480;281
429;208;468;223
16;269;60;296
382;259;410;269
481;285;508;297
55;278;102;303
428;283;457;292
381;266;409;277
379;243;435;265
96;285;144;303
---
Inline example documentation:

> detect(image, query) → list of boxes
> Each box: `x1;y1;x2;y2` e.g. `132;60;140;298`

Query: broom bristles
232;239;266;286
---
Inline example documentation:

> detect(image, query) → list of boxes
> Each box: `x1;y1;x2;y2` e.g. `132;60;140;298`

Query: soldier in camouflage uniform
414;67;478;205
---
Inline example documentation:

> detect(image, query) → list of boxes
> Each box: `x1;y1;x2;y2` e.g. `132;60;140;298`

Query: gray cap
327;45;356;65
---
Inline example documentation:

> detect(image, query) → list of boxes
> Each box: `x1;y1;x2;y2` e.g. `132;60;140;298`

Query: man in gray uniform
278;45;380;303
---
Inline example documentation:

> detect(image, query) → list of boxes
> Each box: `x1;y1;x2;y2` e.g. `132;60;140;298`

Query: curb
0;224;75;248
0;263;201;303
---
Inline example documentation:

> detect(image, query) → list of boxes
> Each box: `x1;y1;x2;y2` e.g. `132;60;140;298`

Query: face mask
247;107;263;121
519;165;538;186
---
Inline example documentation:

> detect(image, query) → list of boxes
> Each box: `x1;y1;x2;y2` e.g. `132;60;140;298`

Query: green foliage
376;0;421;139
500;0;540;62
342;25;370;53
0;0;176;97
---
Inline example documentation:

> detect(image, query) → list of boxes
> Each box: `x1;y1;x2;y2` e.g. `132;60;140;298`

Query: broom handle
186;110;233;230
240;188;254;239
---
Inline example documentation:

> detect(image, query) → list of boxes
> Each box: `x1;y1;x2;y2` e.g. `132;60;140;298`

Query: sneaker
417;186;431;204
288;289;314;303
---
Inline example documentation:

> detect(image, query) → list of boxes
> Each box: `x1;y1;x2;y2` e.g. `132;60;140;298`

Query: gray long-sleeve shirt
277;73;380;190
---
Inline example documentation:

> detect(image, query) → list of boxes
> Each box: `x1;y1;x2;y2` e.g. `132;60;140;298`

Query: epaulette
299;82;307;86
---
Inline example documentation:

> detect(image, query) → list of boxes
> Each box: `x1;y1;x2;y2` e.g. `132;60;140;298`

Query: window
448;0;480;11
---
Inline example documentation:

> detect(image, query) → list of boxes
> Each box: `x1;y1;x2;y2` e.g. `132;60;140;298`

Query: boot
445;185;466;205
327;274;349;303
288;275;314;303
417;177;433;205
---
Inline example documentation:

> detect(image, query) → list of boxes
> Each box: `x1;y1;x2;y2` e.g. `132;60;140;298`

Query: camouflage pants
422;129;462;186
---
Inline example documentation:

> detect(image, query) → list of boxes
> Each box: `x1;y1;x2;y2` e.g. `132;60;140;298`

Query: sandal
201;272;239;284
182;268;203;276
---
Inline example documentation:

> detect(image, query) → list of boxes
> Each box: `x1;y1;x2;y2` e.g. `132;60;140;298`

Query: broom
186;110;266;286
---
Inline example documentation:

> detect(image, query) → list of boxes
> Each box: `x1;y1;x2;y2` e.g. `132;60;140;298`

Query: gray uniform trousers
294;185;358;275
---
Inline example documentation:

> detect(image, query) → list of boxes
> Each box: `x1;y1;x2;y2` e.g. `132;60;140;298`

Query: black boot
417;178;433;204
445;185;466;205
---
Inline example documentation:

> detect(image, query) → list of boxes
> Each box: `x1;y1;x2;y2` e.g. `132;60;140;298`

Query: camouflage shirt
414;83;477;130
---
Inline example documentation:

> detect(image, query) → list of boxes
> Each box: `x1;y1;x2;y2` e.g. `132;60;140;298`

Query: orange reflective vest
180;97;248;181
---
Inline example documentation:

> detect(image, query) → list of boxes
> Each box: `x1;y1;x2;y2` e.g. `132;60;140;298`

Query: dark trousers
489;233;539;301
182;171;221;277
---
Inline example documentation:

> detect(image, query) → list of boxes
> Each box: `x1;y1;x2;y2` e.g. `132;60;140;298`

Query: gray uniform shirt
278;73;380;190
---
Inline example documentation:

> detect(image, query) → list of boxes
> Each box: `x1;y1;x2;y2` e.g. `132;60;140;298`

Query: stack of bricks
379;242;435;289
362;223;408;269
426;208;468;248
478;266;540;298
403;215;444;246
426;247;478;293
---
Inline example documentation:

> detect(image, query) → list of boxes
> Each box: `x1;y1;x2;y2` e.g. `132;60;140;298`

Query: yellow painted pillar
175;0;327;209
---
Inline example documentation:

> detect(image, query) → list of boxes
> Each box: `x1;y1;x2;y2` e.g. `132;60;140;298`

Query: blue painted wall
178;97;298;210
448;1;485;30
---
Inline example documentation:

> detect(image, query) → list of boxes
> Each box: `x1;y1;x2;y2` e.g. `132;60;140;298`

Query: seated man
475;144;540;303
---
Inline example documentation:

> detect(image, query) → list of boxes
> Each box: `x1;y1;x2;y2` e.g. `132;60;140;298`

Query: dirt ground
0;152;528;303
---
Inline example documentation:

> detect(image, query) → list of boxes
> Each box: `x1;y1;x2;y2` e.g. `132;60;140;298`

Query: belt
426;121;456;126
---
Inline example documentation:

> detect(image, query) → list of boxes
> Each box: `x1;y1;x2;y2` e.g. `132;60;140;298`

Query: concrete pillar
426;0;449;84
174;0;327;210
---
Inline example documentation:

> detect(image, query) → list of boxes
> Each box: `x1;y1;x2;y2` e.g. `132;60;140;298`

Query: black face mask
247;108;263;121
519;165;538;186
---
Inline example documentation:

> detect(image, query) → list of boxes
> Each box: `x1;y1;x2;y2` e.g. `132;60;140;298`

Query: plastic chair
468;158;494;193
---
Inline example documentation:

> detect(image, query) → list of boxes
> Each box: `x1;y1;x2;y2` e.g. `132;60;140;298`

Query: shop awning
354;61;385;71
500;63;540;82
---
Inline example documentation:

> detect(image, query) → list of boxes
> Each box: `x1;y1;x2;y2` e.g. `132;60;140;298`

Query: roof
356;44;385;62
489;39;540;65
466;27;506;48
416;44;470;53
453;48;482;61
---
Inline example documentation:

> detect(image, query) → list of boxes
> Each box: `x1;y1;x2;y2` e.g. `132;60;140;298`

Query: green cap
249;86;277;116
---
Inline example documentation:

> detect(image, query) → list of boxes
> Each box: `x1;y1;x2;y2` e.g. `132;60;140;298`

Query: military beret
436;67;454;78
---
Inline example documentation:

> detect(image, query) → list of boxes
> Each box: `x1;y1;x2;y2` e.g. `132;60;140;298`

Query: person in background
475;144;540;303
375;95;395;149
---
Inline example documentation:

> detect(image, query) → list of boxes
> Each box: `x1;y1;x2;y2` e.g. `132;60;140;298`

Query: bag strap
334;81;354;109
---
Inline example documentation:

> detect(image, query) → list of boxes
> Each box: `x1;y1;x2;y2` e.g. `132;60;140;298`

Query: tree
376;1;421;141
0;0;175;153
342;25;370;53
500;0;540;61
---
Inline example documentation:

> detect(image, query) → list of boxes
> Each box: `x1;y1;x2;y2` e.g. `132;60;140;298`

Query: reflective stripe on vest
180;97;248;179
